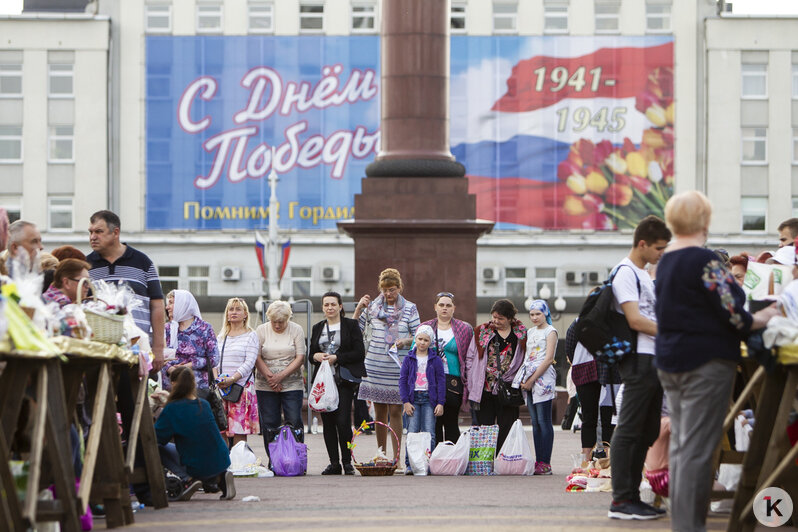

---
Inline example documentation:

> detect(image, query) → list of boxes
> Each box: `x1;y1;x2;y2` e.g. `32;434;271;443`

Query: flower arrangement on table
559;67;674;230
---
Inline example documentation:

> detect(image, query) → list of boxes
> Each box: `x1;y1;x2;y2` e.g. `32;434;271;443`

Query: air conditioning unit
586;271;601;284
565;271;584;285
320;264;340;282
481;266;501;283
221;266;241;281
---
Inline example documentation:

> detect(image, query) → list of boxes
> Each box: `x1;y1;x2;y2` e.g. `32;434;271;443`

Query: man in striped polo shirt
87;210;165;371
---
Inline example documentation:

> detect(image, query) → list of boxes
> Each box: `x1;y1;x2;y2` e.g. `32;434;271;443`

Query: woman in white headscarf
162;289;220;391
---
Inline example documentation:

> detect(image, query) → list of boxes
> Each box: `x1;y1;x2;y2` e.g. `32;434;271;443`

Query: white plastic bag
406;432;432;476
429;431;470;476
494;419;535;475
229;441;259;476
309;360;339;412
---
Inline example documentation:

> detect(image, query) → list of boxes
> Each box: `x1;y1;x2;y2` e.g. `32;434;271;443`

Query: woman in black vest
309;291;366;475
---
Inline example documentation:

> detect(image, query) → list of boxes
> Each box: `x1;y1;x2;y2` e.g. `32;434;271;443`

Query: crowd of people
0;194;792;530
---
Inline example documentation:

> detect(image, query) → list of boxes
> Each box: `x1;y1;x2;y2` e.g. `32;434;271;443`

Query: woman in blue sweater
655;191;778;532
155;366;235;501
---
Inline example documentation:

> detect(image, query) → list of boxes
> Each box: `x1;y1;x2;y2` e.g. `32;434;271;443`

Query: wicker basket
78;278;126;344
349;421;400;476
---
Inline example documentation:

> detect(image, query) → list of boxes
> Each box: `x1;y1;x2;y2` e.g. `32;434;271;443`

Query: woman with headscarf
162;289;220;393
465;299;526;451
518;299;558;475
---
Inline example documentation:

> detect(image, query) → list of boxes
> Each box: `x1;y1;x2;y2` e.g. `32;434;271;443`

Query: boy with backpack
606;215;671;521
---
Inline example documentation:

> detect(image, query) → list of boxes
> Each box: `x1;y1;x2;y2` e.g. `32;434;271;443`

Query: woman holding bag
309;292;366;475
420;291;473;445
465;299;526;451
216;297;260;448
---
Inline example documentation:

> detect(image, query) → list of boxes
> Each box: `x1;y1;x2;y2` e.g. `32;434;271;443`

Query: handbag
219;336;252;403
496;378;525;407
198;343;228;431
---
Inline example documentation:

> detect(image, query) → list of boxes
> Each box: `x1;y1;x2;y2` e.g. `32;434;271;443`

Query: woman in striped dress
216;297;260;448
354;268;420;462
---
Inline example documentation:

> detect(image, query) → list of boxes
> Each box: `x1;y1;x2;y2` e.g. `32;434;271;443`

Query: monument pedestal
338;177;493;324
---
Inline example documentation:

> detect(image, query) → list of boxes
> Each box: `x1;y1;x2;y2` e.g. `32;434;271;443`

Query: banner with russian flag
146;35;672;232
450;36;674;230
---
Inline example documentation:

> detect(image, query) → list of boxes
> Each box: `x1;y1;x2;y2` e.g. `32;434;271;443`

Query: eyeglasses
436;292;454;300
70;277;90;283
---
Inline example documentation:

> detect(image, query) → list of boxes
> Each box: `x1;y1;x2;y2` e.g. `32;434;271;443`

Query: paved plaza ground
95;422;787;532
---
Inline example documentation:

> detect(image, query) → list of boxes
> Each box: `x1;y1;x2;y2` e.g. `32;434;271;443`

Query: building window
145;4;172;33
48;64;73;98
544;1;569;34
493;2;517;33
505;268;526;299
0;64;22;97
794;128;798;164
158;266;180;294
535;267;558;299
741;197;767;231
0;205;21;224
48;197;73;231
49;125;74;163
793;64;798;99
741;127;767;165
351;3;376;33
451;3;466;33
290;266;312;298
0;126;22;162
645;1;671;33
197;3;223;33
741;63;767;99
248;2;273;33
299;3;324;33
594;1;620;34
188;265;209;296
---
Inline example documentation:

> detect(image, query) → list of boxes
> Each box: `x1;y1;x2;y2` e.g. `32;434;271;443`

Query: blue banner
145;36;673;231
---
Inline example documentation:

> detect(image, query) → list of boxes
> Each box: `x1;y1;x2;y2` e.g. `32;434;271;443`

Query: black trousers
321;381;356;465
576;381;615;449
610;354;663;503
435;401;461;444
476;390;519;451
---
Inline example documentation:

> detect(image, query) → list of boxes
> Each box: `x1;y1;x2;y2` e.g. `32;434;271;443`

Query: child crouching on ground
399;324;446;475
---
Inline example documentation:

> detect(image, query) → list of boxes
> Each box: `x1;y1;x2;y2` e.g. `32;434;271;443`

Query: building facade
0;0;791;321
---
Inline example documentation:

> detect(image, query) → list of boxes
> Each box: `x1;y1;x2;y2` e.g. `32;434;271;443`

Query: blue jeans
405;390;436;467
256;389;304;454
159;443;189;483
526;395;554;465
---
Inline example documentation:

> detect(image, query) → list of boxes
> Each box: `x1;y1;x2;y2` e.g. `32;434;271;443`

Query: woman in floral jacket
465;299;527;451
162;289;219;392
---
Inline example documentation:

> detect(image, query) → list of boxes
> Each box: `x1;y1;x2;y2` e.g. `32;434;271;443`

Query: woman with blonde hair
254;300;306;456
654;190;778;531
354;268;420;463
216;297;260;447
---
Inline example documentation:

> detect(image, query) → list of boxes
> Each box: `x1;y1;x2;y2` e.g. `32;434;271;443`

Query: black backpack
574;264;640;376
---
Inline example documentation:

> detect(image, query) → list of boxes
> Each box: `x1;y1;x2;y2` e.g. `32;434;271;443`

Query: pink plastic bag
429;430;470;476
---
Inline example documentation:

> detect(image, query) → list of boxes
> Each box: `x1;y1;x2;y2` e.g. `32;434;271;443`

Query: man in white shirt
607;215;671;521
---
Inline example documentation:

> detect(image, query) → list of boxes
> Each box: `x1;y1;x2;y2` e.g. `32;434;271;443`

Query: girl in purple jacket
399;325;446;474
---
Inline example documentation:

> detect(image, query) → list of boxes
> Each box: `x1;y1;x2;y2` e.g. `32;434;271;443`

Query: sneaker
607;500;662;520
219;471;236;500
175;480;202;502
404;467;414;476
321;463;342;475
637;500;666;515
534;462;552;475
343;464;355;476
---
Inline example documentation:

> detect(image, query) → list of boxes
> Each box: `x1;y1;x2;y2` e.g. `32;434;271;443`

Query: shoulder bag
327;321;361;384
196;341;228;431
219;335;253;403
495;335;525;407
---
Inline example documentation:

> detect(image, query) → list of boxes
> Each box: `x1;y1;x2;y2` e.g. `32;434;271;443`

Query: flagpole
267;148;281;300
